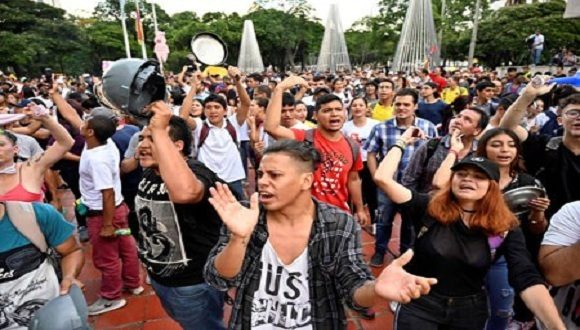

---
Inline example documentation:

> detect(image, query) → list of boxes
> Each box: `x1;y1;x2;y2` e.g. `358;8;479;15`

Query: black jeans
395;291;489;330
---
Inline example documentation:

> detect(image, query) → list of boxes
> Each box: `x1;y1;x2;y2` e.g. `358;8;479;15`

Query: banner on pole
135;1;144;45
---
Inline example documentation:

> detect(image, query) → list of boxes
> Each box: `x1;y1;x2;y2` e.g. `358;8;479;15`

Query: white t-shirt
342;118;380;162
530;34;545;50
79;139;124;210
194;116;245;183
235;120;250;142
251;241;312;330
541;201;580;330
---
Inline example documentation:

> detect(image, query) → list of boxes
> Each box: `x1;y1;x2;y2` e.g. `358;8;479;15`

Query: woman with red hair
374;126;564;329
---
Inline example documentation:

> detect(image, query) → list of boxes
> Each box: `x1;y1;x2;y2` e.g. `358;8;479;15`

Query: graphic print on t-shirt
313;150;348;197
251;241;312;330
0;246;58;329
136;179;189;278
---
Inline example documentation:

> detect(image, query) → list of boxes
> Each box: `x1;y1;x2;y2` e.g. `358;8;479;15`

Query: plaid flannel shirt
364;117;437;181
401;135;479;193
203;199;374;330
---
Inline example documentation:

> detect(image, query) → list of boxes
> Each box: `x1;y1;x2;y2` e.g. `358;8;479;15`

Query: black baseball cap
451;156;500;182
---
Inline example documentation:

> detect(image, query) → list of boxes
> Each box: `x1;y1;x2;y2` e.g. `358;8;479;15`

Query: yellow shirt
371;102;393;121
304;120;317;128
441;86;468;104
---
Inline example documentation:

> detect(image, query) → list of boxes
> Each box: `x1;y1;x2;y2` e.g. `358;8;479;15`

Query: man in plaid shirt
364;88;437;267
204;139;436;330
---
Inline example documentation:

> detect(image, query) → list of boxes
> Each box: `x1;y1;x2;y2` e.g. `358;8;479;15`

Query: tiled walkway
60;188;400;329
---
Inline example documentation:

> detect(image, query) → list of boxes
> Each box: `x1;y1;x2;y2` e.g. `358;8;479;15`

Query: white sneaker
88;298;127;316
125;286;144;295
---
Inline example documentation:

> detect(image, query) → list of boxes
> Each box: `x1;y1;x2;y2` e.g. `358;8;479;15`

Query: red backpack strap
197;121;211;149
225;119;238;144
342;133;361;170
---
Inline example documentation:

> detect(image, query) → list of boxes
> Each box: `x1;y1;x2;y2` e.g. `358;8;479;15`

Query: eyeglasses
562;109;580;119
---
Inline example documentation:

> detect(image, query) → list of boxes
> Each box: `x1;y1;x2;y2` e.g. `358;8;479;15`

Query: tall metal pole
120;0;131;58
468;0;481;67
152;1;158;32
437;0;446;66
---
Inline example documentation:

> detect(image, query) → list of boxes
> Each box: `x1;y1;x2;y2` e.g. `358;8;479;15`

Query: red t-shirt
292;129;363;212
429;73;448;92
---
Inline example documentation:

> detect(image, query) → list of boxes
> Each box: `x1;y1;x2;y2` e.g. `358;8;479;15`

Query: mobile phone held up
43;68;53;84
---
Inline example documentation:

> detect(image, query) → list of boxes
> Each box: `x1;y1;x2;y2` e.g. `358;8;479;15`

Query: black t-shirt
522;135;580;219
135;159;222;287
399;192;544;297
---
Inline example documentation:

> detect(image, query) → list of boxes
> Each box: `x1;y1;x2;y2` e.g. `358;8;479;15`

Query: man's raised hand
209;183;259;241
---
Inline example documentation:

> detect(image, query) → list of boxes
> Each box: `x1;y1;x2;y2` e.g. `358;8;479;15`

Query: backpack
423;137;443;167
3;201;62;279
197;119;238;149
534;137;562;178
304;129;360;169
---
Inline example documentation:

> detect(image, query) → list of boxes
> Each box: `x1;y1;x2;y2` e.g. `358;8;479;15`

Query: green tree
476;0;580;67
0;0;87;75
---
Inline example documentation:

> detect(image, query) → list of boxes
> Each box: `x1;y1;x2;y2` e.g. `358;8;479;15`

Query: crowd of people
0;59;578;330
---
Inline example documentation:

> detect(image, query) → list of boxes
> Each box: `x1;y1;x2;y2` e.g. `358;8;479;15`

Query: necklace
462;209;476;213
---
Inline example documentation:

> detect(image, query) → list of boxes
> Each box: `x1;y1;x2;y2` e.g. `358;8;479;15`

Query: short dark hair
375;78;395;89
248;73;263;83
263;139;321;172
314;93;342;111
87;115;116;144
168;116;192;156
476;80;495;92
313;76;325;83
0;129;18;145
256;85;272;98
559;93;580;110
282;92;295;107
203;93;227;110
394;88;419;105
463;107;489;130
255;97;269;109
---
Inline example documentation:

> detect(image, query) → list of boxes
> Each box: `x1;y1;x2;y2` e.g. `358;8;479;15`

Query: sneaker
370;252;385;268
124;286;144;295
88;298;126;316
78;226;89;243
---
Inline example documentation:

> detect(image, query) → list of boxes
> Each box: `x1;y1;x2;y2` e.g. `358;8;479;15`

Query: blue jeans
239;140;251;176
228;179;245;201
375;190;413;255
151;278;226;330
485;256;514;330
533;48;543;65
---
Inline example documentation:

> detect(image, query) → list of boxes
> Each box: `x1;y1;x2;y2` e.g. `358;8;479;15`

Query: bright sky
55;0;380;29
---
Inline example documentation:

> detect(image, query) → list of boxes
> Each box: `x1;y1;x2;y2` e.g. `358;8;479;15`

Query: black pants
360;161;378;223
395;291;489;330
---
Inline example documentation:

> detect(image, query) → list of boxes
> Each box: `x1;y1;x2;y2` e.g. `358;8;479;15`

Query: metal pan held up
190;32;228;66
503;186;546;216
